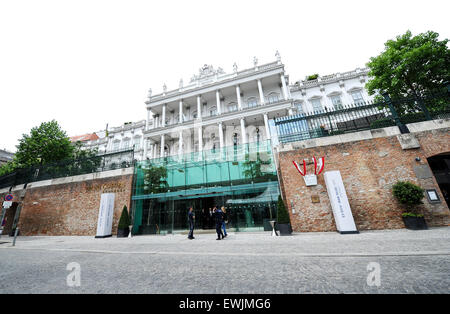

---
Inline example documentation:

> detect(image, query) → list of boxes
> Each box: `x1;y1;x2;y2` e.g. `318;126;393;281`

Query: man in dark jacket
188;207;195;239
213;206;224;240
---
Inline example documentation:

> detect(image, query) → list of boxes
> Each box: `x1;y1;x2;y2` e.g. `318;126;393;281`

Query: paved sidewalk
0;227;449;293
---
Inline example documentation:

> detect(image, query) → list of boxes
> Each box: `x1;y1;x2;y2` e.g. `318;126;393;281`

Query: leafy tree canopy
0;120;97;176
366;30;450;104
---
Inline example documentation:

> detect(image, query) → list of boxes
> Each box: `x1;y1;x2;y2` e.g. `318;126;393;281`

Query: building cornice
146;62;285;107
289;67;369;92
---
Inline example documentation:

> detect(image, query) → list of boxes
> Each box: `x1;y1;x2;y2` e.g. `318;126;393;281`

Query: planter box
278;223;292;236
117;227;130;238
402;216;428;230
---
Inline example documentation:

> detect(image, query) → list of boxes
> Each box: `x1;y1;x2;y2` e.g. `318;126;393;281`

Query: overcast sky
0;0;448;152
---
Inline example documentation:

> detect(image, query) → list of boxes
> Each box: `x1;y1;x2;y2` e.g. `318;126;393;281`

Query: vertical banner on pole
95;193;115;238
324;170;358;234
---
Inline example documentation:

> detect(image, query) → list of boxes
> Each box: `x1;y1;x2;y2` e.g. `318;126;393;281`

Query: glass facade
131;140;280;235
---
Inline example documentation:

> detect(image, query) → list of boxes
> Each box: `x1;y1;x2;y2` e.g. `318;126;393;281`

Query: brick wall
1;173;133;236
278;128;450;232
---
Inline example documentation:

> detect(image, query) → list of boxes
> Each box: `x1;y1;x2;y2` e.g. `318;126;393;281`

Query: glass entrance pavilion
131;140;280;234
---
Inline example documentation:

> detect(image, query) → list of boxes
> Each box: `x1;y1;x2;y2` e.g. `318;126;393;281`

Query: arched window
267;92;279;104
227;102;238;112
247;97;258;108
192;111;198;119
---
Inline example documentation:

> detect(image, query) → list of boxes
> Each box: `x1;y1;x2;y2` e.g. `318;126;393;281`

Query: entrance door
428;153;450;208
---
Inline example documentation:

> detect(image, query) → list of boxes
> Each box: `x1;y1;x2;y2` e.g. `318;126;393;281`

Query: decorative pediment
190;64;225;82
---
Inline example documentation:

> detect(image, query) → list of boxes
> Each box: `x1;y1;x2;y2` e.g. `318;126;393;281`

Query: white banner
324;170;358;234
95;193;115;238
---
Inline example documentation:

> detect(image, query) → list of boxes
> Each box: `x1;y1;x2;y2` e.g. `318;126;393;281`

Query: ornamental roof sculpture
190;64;225;83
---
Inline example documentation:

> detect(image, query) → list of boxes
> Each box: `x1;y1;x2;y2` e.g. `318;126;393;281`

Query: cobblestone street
1;227;449;294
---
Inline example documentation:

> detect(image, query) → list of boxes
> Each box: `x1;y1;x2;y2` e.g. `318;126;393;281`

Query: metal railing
275;87;450;144
0;149;135;189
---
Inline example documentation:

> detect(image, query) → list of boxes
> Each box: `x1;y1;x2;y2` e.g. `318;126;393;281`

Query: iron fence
275;87;450;144
0;149;135;190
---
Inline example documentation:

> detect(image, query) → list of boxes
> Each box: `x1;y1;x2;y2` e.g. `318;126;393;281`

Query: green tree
366;30;450;113
0;121;98;177
118;205;131;229
14;120;75;167
276;195;291;224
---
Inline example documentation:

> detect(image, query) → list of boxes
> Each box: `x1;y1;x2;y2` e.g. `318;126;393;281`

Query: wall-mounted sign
4;194;13;202
426;189;441;203
311;195;320;203
2;201;12;209
324;170;358;234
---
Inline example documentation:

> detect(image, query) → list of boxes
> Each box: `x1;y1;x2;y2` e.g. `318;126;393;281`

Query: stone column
146;110;153;130
160;135;165;157
236;85;242;110
162;104;166;127
198;126;203;152
257;79;265;105
178;131;183;155
240;118;247;144
143;138;148;159
281;74;289;100
179;100;183;123
197;95;202;119
218;122;224;148
263;113;271;140
216;90;221;115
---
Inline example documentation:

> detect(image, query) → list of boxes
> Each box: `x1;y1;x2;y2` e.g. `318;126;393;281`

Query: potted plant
117;205;131;237
392;181;428;230
276;195;292;235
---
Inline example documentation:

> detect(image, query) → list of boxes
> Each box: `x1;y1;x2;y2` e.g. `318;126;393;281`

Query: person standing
221;206;228;238
188;207;195;239
213;206;224;240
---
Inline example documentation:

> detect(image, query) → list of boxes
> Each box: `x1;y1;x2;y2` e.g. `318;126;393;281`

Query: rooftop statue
190;64;225;82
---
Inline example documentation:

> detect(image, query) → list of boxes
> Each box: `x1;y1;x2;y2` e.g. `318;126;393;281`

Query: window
113;141;120;151
247;97;258;108
133;137;141;150
267;93;279;104
122;139;130;149
295;102;304;113
227;102;238;112
330;95;343;110
310;98;323;112
209;106;217;116
192;111;198;119
351;90;364;104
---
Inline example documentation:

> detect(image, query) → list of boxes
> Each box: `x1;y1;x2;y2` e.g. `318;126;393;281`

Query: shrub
370;118;395;129
306;74;319;81
277;195;291;224
392;181;424;212
118;205;131;229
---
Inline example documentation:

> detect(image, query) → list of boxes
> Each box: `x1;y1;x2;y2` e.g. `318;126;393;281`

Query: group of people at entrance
188;206;228;240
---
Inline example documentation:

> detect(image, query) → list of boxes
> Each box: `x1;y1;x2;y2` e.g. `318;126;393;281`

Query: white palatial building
289;67;373;115
75;53;374;160
144;53;293;159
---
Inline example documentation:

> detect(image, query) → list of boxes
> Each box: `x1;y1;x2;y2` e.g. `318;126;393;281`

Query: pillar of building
257;79;265;105
160;135;165;157
178;131;183;155
197;95;202;119
198;126;203;152
179;100;183;123
162;104;166;127
218;122;224;149
240;118;247;144
281;74;289;100
216;90;221;115
236;85;242;110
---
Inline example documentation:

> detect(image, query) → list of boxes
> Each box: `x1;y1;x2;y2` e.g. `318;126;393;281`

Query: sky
0;0;449;152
